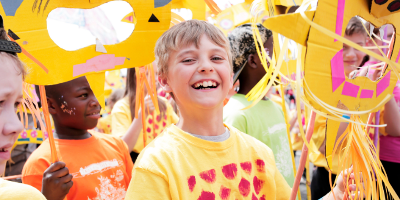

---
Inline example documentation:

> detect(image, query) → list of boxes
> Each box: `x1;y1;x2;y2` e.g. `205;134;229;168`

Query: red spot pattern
253;176;264;195
240;161;252;175
163;122;166;127
256;159;265;172
147;127;151;133
199;169;216;184
222;163;237;180
187;176;196;192
238;178;251;197
252;193;258;200
148;118;153;124
156;115;161;121
260;195;266;200
155;124;159;129
219;185;231;200
198;191;215;200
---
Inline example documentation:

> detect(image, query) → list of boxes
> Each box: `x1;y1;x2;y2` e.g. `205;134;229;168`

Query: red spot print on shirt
252;193;258;200
156;115;161;121
238;178;251;197
222;163;237;180
199;169;216;184
260;195;266;200
107;125;110;127
147;127;151;133
155;124;159;130
256;159;265;172
240;161;252;175
198;191;215;200
253;176;265;195
163;122;166;127
219;185;231;200
148;118;153;124
164;115;167;120
187;176;196;192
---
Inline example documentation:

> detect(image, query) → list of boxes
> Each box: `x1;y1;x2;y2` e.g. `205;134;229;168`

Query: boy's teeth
213;82;216;87
208;81;212;86
203;81;208;87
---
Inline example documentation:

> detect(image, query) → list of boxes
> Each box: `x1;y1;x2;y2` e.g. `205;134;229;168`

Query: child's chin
195;99;223;108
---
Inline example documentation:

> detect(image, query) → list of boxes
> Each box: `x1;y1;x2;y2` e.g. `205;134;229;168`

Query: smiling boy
125;20;357;200
22;77;133;200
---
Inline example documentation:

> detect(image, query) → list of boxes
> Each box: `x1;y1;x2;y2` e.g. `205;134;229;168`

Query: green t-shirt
223;93;295;187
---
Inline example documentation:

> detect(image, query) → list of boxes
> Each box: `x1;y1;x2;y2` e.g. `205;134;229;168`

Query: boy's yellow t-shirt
125;124;291;200
111;96;179;153
0;179;46;200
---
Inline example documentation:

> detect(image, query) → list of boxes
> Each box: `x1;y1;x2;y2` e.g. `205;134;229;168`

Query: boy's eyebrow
76;86;90;92
176;50;195;59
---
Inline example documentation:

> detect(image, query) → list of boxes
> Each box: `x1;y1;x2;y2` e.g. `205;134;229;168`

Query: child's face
161;35;232;110
50;77;101;130
343;33;367;77
0;55;24;174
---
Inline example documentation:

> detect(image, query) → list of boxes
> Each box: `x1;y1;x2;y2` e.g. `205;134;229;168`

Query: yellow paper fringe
331;115;399;200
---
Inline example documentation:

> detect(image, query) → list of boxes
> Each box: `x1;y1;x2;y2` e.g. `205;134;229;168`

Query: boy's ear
248;54;258;69
230;73;234;88
158;75;172;93
47;97;58;115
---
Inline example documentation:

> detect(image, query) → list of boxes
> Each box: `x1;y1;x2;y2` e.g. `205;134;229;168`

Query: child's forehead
50;77;91;95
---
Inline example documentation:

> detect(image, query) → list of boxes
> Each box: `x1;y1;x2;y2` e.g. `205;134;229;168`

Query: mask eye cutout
375;0;388;5
47;1;134;51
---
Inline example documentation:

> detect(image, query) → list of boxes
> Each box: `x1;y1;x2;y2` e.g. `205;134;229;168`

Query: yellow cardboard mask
264;0;399;114
1;0;171;107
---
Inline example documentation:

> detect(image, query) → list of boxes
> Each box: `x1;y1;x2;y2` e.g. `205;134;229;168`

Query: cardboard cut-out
1;0;171;107
149;13;160;22
0;0;24;16
172;0;205;20
264;0;399;115
371;0;400;18
7;29;19;40
262;0;306;84
214;1;251;36
264;2;400;195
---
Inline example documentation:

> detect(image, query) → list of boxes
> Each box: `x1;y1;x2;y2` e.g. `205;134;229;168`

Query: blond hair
155;20;232;78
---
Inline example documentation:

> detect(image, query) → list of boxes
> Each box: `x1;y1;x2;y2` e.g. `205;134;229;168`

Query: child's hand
42;161;73;200
334;166;363;200
139;96;167;119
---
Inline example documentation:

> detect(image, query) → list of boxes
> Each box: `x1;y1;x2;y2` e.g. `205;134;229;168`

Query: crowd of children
0;10;396;200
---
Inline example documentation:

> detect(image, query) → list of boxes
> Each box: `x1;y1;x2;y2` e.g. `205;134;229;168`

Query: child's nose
198;60;214;73
344;48;356;58
89;98;100;108
2;108;23;137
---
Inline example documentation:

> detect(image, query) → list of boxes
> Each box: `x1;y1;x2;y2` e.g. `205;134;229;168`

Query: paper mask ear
263;11;315;46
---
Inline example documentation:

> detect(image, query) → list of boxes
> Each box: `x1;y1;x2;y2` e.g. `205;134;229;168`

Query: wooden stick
374;111;381;148
1;174;22;180
38;86;58;163
290;111;316;200
280;84;302;199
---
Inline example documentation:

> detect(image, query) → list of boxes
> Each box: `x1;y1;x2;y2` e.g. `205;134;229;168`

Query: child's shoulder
0;179;46;200
89;130;127;148
228;124;273;152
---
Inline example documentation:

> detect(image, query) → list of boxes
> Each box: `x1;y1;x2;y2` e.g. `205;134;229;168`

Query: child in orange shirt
22;77;133;200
